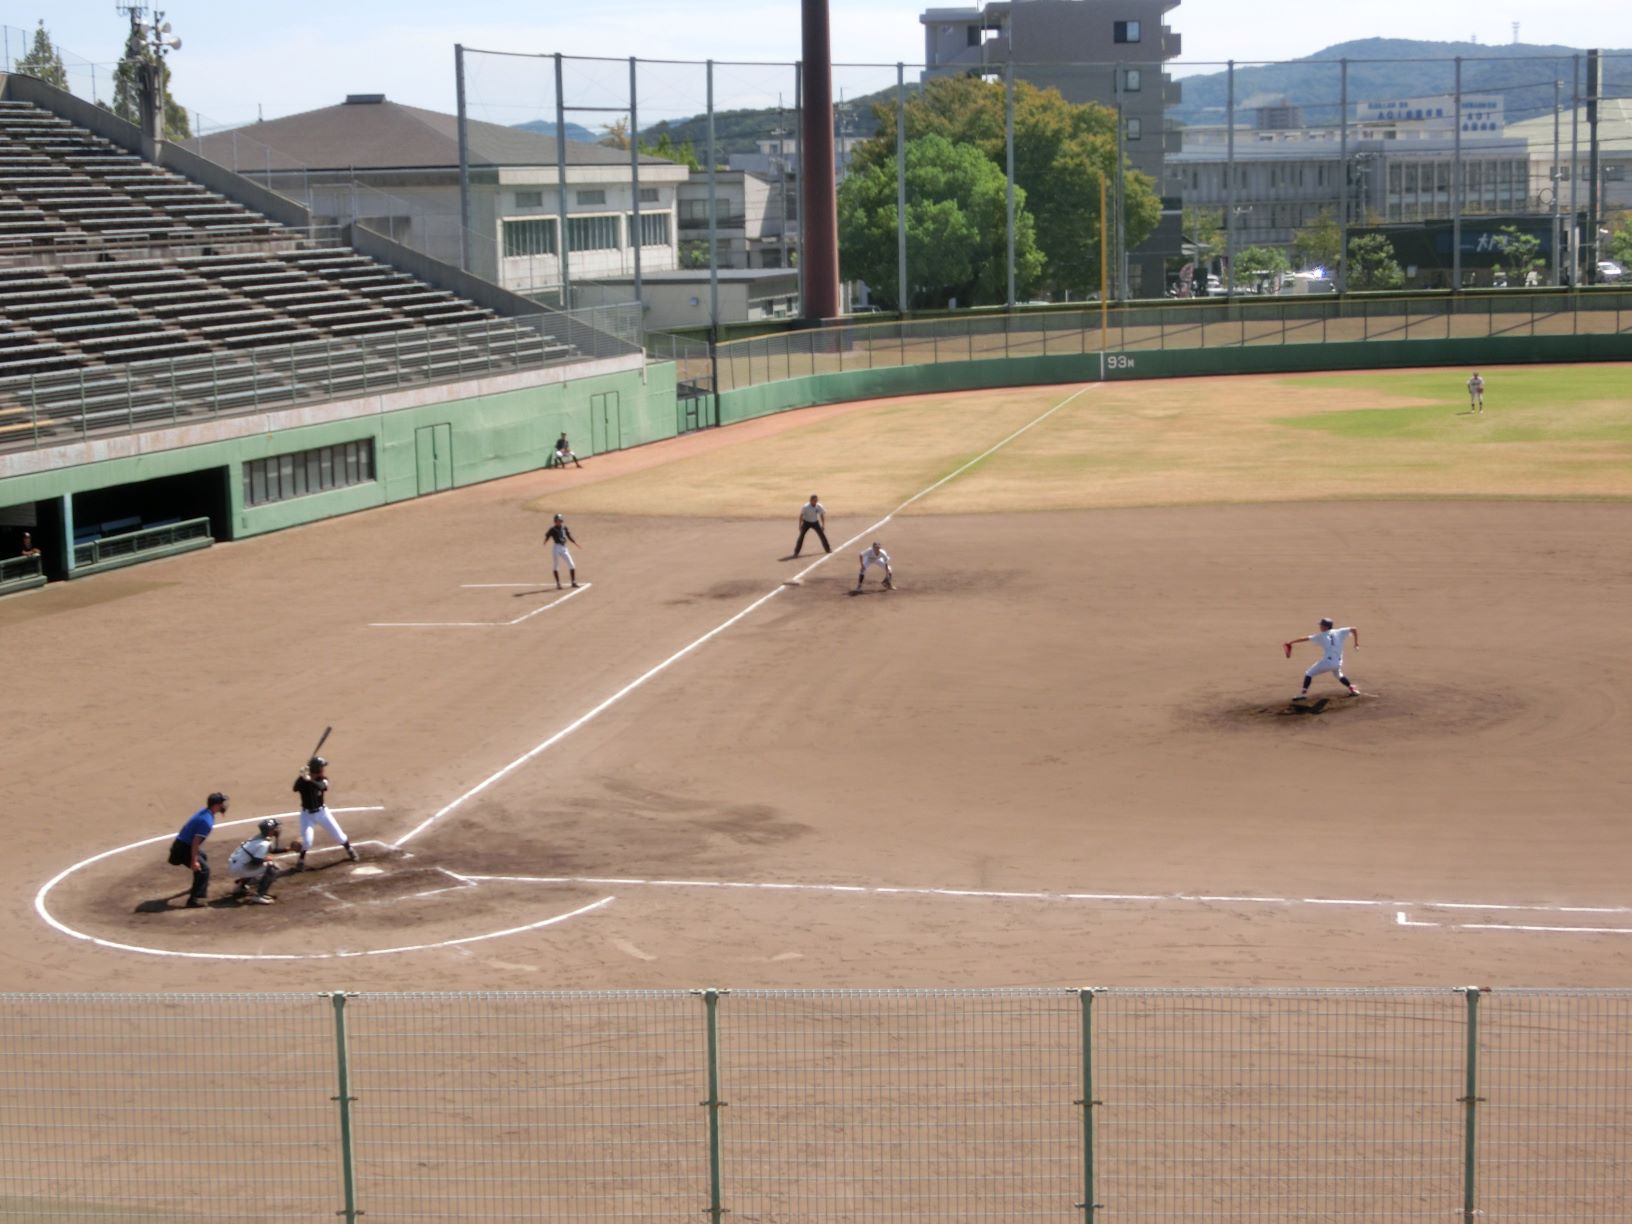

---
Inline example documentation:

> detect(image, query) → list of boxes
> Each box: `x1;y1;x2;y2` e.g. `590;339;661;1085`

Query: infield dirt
5;379;1631;993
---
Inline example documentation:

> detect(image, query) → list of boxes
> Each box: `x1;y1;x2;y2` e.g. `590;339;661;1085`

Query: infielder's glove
1283;642;1293;658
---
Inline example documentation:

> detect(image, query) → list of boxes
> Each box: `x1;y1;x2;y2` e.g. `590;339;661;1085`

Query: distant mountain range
597;39;1631;161
1172;39;1631;126
512;118;602;144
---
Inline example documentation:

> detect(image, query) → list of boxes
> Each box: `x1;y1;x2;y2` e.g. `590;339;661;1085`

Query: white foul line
394;384;1098;847
371;582;592;628
458;874;1632;936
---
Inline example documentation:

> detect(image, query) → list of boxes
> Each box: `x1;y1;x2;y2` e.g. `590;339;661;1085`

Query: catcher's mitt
287;840;304;854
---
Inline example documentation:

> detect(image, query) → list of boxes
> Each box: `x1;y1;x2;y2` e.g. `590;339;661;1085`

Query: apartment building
921;0;1183;295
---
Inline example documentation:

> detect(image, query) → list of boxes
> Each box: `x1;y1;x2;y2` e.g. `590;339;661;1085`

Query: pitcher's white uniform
1304;627;1353;680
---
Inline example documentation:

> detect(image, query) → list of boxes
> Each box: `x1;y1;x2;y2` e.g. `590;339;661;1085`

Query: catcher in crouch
226;817;298;904
292;756;359;870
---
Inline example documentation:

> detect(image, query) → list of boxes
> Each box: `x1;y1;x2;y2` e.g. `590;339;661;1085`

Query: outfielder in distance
544;513;580;590
1467;371;1485;413
291;756;358;871
1285;618;1361;701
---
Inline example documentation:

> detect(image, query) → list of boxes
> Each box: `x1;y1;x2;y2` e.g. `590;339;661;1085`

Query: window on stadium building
576;189;607;205
244;440;375;507
1114;19;1141;43
567;214;621;251
627;212;671;246
514;190;544;208
503;218;557;257
639;187;661;203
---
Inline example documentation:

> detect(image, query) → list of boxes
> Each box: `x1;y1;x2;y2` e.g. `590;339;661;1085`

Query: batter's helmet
307;756;328;772
258;818;281;838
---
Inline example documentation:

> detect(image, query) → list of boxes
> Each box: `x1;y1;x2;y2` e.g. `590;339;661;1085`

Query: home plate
350;864;385;877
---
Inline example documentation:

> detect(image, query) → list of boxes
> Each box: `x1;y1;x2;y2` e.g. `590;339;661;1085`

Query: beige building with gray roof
195;95;690;297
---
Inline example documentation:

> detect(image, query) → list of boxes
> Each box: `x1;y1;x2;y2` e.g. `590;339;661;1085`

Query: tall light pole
117;4;181;152
798;0;840;321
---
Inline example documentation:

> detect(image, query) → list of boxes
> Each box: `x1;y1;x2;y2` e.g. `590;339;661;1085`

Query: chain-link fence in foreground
1;988;1628;1221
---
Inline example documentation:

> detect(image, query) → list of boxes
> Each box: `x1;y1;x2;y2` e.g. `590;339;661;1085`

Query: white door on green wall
415;424;453;495
589;392;622;455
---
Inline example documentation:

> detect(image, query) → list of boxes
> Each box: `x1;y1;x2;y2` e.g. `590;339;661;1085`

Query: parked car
1597;260;1625;283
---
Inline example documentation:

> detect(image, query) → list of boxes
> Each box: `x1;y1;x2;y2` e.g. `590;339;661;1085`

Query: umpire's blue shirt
176;807;214;845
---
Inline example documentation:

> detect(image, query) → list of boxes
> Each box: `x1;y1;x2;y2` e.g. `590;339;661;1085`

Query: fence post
1459;986;1486;1224
328;992;361;1224
30;373;38;446
79;367;87;440
696;988;727;1221
1075;988;1101;1216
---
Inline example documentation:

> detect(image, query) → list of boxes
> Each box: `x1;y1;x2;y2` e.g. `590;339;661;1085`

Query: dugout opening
68;466;231;578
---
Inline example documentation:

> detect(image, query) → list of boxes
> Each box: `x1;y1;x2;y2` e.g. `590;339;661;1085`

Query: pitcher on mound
1285;617;1361;700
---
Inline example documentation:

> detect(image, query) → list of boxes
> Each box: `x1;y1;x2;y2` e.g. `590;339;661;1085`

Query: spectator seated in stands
17;531;40;558
549;433;582;470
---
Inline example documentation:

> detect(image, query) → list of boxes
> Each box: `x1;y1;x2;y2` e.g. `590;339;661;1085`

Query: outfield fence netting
1;988;1629;1221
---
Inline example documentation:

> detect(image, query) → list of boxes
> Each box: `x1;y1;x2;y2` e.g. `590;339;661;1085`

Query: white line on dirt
457;873;1629;936
370;582;592;628
394;384;1099;847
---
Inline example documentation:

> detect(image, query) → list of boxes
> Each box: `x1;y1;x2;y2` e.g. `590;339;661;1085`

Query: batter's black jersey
545;524;575;545
293;775;328;812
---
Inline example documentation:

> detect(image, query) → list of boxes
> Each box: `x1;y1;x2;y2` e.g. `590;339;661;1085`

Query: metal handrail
72;516;210;567
0;553;43;585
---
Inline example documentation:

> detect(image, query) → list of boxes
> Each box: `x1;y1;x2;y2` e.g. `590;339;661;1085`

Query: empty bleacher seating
0;98;593;450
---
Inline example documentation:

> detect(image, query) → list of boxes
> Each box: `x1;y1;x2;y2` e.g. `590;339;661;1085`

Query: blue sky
11;1;1631;129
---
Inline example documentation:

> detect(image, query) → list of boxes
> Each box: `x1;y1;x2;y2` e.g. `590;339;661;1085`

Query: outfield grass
541;364;1632;519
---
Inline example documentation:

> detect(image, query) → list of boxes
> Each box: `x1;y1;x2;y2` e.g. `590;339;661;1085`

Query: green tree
1606;211;1632;269
1232;244;1290;292
847;76;1158;298
14;20;67;89
1183;206;1222;256
838;133;1043;310
639;131;702;172
1291;208;1341;271
111;20;190;140
1494;225;1544;286
1346;233;1405;291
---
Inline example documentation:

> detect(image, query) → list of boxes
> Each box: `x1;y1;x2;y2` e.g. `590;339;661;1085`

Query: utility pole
1586;49;1601;284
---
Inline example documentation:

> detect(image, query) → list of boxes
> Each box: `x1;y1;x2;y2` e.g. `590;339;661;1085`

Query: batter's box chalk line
370;581;592;628
33;806;614;961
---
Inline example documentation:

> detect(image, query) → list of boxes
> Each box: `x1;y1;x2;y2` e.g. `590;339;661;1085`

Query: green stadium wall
0;363;677;559
716;333;1632;423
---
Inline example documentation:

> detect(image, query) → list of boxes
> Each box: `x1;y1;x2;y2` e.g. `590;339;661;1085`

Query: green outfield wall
715;332;1632;424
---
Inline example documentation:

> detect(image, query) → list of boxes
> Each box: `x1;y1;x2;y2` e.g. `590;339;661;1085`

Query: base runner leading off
545;514;580;590
1284;617;1361;700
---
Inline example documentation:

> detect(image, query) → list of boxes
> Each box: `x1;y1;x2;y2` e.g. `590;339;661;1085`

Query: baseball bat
310;725;332;760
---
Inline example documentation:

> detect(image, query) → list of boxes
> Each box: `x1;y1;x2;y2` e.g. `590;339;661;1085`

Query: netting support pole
895;61;908;317
555;52;572;310
328;992;361;1224
1004;62;1016;309
1458;986;1486;1224
696;988;728;1220
629;57;643;303
1075;988;1102;1216
455;44;471;272
1452;57;1463;293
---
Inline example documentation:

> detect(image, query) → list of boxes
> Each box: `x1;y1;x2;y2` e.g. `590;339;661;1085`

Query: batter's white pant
1305;658;1345;680
552;543;575;570
300;805;349;849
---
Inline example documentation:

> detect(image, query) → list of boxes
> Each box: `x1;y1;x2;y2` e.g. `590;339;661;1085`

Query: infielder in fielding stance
291;756;358;870
226;817;293;904
545;513;580;589
1467;371;1485;413
855;541;894;592
1285;617;1361;700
